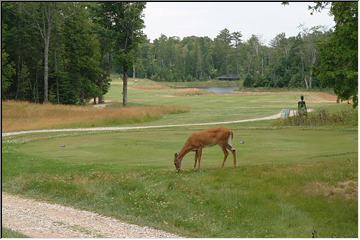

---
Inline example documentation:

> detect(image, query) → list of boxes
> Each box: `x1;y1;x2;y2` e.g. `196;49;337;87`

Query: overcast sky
143;2;334;45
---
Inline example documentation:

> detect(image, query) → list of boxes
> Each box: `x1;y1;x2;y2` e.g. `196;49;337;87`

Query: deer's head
174;153;181;172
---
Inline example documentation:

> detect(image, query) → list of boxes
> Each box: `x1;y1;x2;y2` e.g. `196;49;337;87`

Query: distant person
298;95;307;116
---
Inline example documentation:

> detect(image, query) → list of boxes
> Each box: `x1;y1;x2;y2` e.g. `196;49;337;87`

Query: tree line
2;2;357;106
2;2;145;106
134;27;328;90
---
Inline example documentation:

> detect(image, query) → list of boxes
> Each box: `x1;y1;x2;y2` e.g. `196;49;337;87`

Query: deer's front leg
194;150;198;169
197;148;203;170
221;146;229;168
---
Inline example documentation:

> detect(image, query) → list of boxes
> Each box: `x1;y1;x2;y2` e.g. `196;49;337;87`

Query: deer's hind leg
221;146;229;168
226;144;236;168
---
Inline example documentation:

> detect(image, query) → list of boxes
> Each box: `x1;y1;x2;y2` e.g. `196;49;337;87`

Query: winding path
2;110;302;137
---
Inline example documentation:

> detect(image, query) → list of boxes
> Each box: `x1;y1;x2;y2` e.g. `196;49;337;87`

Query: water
199;87;238;94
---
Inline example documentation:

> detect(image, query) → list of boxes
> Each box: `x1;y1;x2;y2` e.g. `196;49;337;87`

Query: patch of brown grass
304;180;357;200
2;101;189;132
174;88;206;96
129;84;168;91
234;91;337;100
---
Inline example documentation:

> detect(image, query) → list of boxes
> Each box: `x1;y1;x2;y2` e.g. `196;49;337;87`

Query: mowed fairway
104;76;339;126
2;77;357;237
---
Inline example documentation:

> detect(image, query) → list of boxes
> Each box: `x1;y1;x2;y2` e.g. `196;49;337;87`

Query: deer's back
187;128;232;148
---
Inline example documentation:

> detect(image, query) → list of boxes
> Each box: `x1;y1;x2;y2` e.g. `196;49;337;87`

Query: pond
198;87;238;94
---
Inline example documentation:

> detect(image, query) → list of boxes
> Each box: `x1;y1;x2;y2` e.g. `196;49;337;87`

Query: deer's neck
177;144;192;161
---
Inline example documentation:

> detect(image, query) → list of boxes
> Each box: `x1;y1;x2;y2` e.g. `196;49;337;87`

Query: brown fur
174;128;236;171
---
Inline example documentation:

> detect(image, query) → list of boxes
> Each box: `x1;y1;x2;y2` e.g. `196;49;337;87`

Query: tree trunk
54;49;59;104
15;56;21;99
133;64;136;78
93;97;97;104
42;3;53;103
122;70;128;106
33;68;38;102
304;76;309;89
98;75;103;103
44;36;49;103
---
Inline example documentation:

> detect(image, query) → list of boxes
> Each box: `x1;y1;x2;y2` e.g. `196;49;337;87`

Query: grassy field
2;125;357;237
3;77;340;132
105;76;340;126
2;76;357;237
2;228;28;238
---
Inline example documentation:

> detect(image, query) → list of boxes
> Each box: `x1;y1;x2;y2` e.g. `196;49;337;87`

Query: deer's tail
227;131;235;150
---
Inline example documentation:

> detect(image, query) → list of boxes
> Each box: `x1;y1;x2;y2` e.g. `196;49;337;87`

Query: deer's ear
175;153;178;158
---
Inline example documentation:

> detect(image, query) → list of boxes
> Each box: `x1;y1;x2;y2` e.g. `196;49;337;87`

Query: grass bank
2;228;28;238
2;101;188;132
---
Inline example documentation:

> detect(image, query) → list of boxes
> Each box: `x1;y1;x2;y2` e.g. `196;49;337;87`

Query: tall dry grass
274;108;358;127
2;101;189;132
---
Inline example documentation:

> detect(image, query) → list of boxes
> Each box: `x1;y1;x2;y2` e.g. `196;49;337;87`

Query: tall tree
23;2;56;103
311;2;358;106
1;24;15;98
99;2;146;106
90;3;113;104
60;3;102;104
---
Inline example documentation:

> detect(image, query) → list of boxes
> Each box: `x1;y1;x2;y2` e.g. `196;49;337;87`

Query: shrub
275;108;357;127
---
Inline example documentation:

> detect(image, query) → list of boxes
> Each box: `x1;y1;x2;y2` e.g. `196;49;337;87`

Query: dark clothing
298;100;307;116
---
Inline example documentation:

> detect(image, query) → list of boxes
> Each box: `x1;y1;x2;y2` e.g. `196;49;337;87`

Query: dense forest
1;2;358;106
134;27;328;89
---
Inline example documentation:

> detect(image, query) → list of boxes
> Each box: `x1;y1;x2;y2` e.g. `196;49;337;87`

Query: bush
275;108;358;126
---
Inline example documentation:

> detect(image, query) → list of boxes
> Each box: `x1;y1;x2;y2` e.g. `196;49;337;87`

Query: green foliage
98;2;145;71
60;4;102;104
95;2;146;106
313;2;358;107
2;227;28;238
1;49;16;98
1;2;113;104
243;74;254;87
134;28;328;89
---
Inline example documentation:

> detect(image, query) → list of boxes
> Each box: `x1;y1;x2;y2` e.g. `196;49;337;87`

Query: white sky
143;2;334;45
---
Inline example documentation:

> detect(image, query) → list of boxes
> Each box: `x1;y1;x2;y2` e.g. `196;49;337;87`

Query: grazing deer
174;127;237;171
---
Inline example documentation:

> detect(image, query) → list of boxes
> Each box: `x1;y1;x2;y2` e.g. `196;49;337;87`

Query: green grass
2;228;28;238
2;124;357;237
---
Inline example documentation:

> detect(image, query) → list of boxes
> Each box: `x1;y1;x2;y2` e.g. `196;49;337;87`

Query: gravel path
2;110;299;137
2;193;179;238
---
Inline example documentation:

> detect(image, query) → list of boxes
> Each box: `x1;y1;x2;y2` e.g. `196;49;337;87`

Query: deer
174;127;239;172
